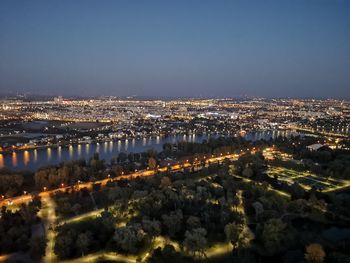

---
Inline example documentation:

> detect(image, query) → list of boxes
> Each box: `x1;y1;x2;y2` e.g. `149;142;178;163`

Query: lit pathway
205;242;232;258
60;252;136;263
58;208;105;226
39;196;58;263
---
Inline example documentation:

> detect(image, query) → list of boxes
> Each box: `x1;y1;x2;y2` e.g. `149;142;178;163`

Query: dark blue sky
1;0;349;98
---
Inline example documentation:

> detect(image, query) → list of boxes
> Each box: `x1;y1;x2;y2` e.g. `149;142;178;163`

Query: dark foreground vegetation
0;198;45;260
51;153;350;262
1;135;350;262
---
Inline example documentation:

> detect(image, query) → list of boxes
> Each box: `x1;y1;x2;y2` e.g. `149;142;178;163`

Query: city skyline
1;2;350;262
1;0;350;99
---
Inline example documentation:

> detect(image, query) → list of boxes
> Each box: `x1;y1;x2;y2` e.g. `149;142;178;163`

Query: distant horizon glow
1;0;350;99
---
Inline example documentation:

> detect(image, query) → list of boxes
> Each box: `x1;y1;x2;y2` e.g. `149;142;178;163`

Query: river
0;130;301;171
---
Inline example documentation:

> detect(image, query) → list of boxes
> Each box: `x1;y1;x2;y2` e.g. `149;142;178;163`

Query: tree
71;203;81;216
76;233;91;256
242;167;253;178
232;195;240;211
148;157;157;170
261;218;288;255
0;173;24;197
186;216;201;229
225;222;242;250
290;182;306;199
183;228;207;258
113;224;145;253
29;236;46;260
34;169;50;189
117;152;128;163
113;165;124;176
160;177;171;189
162;210;183;238
19;203;39;224
100;209;116;231
305;243;326;263
54;233;74;259
142;218;161;242
252;201;264;221
238;226;254;250
228;164;236;176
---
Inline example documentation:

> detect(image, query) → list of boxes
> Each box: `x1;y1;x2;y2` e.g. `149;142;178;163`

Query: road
0;153;239;208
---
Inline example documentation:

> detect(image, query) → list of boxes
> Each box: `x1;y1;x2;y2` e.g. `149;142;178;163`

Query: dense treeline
34;154;104;190
0;198;45;260
0;169;34;197
0;173;24;197
162;136;252;157
298;149;350;180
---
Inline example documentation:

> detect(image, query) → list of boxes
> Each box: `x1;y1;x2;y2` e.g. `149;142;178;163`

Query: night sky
1;0;350;99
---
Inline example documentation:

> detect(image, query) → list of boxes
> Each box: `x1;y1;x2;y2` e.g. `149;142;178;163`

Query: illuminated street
0;153;239;208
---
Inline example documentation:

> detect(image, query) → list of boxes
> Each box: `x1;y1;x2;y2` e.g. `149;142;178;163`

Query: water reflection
47;148;52;161
77;144;82;157
0;154;4;169
23;150;30;166
125;139;129;151
104;142;108;153
12;152;17;167
69;145;73;158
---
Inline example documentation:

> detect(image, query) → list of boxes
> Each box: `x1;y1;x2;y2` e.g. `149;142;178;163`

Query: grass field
266;166;350;192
